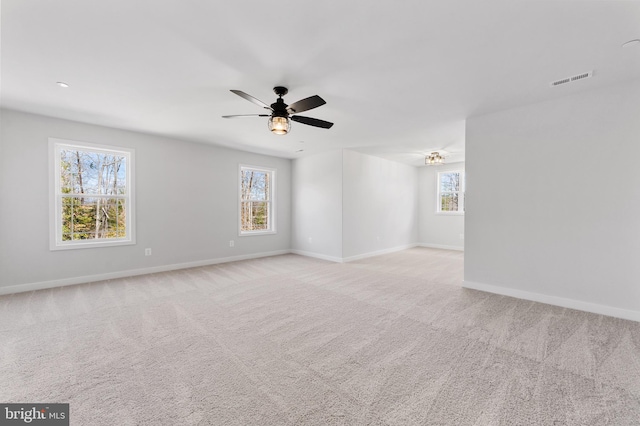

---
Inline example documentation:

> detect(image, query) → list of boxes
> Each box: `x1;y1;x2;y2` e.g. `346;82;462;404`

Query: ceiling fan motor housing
271;97;289;118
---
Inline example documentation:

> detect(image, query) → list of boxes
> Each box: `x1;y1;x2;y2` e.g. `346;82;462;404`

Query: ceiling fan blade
291;115;334;129
222;114;270;118
286;95;326;114
230;90;272;110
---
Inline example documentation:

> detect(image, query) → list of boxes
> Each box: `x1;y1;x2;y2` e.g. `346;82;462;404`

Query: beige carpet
1;248;639;425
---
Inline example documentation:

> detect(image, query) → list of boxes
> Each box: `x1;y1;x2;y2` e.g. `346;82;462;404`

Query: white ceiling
2;0;640;166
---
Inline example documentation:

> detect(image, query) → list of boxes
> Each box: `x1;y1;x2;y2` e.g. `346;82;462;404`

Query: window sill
239;230;277;237
50;238;135;251
435;212;464;216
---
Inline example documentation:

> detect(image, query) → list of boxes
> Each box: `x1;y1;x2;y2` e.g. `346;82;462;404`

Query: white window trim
436;170;465;215
49;138;136;250
239;164;277;236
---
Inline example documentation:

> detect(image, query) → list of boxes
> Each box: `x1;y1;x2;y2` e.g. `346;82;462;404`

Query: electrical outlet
145;248;152;256
229;240;234;247
460;234;465;240
308;237;313;244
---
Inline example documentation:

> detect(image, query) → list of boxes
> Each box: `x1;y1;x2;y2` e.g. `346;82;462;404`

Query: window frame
436;170;465;215
49;138;136;250
238;164;277;236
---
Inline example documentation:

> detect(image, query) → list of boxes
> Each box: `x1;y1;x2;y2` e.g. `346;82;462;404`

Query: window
437;171;465;213
239;165;276;235
50;138;135;250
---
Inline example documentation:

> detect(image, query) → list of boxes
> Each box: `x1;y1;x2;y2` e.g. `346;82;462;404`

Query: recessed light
56;81;69;88
621;39;640;48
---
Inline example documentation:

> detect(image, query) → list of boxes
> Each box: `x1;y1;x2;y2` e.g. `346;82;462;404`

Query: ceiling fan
222;86;333;135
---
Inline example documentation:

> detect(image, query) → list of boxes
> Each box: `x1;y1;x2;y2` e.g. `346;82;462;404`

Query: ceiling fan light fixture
425;152;444;165
268;116;291;135
224;88;332;133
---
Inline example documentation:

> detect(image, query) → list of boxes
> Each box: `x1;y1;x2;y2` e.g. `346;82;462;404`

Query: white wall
418;162;465;250
342;150;417;260
464;79;640;321
291;150;343;261
0;109;291;292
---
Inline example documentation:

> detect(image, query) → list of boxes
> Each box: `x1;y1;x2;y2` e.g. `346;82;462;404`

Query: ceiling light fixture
425;152;445;165
56;81;69;88
622;39;640;48
268;116;291;135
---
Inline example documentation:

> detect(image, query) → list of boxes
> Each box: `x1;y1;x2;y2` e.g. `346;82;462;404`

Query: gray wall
291;149;418;261
418;162;465;250
0;109;291;290
464;79;640;320
291;150;343;261
342;150;417;259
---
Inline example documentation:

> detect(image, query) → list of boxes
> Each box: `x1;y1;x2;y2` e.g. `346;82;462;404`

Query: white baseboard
289;249;343;263
291;244;420;263
0;250;291;296
418;243;464;251
342;244;419;263
462;280;640;323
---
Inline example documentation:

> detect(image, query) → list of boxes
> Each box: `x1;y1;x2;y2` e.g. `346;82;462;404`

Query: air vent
550;71;593;87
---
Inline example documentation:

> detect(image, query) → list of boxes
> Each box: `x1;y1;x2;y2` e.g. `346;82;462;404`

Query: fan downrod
273;86;288;97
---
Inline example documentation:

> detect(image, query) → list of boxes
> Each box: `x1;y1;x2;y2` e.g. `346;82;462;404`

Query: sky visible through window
60;149;127;195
